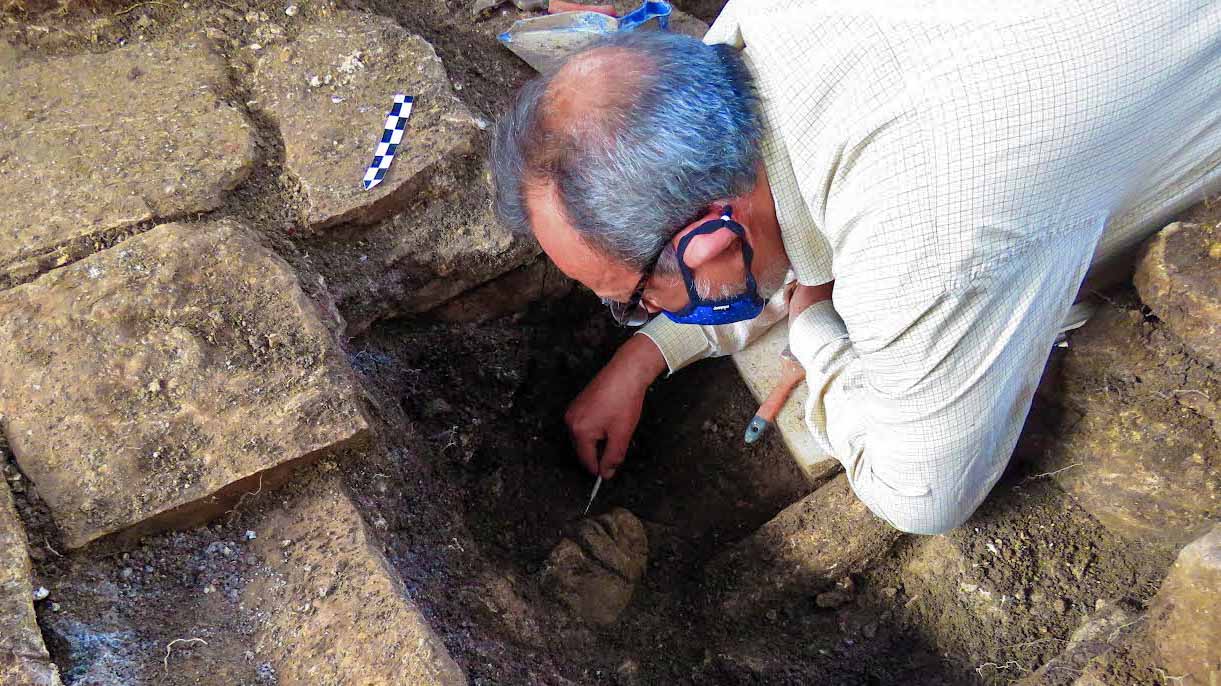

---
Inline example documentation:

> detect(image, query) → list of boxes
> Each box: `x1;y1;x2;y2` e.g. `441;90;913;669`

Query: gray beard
694;260;790;301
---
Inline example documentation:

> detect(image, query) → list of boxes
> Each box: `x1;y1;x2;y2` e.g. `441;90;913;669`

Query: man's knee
853;482;977;535
880;507;970;536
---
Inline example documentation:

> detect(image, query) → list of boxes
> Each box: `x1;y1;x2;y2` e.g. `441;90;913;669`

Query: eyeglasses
601;243;667;327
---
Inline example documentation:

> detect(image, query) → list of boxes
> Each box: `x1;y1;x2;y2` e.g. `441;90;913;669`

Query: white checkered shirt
639;0;1221;532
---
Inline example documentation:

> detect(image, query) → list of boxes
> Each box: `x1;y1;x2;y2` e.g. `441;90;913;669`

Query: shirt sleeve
788;224;1100;534
637;279;794;375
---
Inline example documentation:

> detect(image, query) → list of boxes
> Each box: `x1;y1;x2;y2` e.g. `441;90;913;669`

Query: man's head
492;30;788;321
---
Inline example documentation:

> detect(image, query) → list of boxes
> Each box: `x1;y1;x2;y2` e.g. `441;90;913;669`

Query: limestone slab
244;474;466;686
1148;524;1221;685
304;170;538;335
705;473;900;618
1;480;62;685
0;37;255;285
0;220;368;548
732;320;840;484
1048;305;1218;547
253;11;480;229
433;256;574;324
1134;222;1221;366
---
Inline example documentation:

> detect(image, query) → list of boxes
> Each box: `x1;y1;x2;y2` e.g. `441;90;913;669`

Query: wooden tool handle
548;1;618;15
756;359;806;423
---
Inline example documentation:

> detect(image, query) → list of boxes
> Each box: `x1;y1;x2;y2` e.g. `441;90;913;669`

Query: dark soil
4;1;1217;685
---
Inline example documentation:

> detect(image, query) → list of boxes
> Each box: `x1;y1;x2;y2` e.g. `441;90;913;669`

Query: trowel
496;1;673;72
743;346;805;444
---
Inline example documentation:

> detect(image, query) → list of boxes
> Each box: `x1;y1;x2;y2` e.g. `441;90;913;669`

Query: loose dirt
3;1;1217;684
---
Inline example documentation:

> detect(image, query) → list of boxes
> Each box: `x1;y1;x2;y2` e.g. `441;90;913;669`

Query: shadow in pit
352;290;978;685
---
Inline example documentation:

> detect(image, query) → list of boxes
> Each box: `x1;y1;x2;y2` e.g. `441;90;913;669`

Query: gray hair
491;30;763;272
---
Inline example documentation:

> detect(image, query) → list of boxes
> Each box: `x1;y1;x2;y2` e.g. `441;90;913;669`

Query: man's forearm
617;331;669;386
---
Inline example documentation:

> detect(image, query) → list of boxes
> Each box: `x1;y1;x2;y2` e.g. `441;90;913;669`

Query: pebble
815;590;852;609
32;586;49;601
245;530;257;540
285;5;298;16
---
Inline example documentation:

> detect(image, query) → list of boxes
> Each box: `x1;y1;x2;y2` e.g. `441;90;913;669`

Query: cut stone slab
244;474;465;686
1;480;63;686
542;508;648;627
433;256;573;324
0;220;368;548
1134;222;1220;365
303;168;538;335
1044;305;1218;548
732;320;840;484
1147;523;1221;684
705;473;900;618
253;10;481;229
0;37;255;286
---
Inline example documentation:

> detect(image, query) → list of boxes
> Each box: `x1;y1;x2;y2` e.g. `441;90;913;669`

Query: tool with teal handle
744;346;805;444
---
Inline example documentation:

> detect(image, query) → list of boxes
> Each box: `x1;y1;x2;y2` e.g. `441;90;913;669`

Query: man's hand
565;334;668;479
788;281;834;319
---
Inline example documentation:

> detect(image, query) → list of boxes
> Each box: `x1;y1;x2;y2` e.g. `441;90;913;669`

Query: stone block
253;10;480;229
0;220;368;548
732;320;840;484
432;257;573;324
1046;305;1218;547
0;37;255;286
542;508;648;627
1134;222;1220;365
1148;524;1221;685
1;480;62;685
244;474;465;686
705;473;900;618
303;170;537;335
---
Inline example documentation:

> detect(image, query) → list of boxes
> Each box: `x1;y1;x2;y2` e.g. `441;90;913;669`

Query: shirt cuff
637;316;712;375
788;299;848;369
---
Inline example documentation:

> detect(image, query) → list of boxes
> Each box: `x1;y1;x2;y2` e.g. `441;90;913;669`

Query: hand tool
583;474;602;515
743;346;805;444
583;447;603;515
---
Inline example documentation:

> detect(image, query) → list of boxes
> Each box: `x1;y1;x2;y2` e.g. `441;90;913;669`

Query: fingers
599;428;629;480
573;431;603;477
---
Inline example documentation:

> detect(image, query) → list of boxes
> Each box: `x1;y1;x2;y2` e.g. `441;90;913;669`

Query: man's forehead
525;180;636;294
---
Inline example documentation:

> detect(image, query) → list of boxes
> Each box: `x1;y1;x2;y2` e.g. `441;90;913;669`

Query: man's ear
670;207;740;270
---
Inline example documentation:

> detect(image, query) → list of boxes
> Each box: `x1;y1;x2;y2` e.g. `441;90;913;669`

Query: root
163;637;208;673
1149;388;1211;401
1107;615;1145;641
1001;637;1065;650
975;660;1029;678
44;539;63;558
115;1;169;15
1153;667;1186;684
225;474;264;524
1024;463;1080;482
